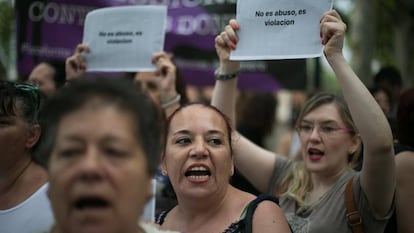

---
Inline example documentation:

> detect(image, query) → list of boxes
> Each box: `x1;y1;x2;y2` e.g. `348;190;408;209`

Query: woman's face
48;105;151;233
28;63;57;97
373;90;391;114
162;105;233;199
0;102;37;167
297;104;359;175
133;72;161;106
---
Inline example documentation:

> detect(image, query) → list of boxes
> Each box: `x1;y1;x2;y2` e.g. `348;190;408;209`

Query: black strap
155;208;172;225
240;194;280;233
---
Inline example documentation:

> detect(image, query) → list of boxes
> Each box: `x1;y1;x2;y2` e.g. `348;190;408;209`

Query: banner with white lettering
15;0;309;90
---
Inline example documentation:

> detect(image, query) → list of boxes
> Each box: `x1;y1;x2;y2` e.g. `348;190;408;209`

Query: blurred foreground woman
36;78;179;233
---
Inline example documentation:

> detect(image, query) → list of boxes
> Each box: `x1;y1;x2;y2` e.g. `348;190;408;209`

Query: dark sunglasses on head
14;82;41;112
1;81;41;115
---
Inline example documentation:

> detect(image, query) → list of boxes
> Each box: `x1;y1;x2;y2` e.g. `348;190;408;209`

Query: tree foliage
0;1;14;79
348;0;413;87
376;0;398;64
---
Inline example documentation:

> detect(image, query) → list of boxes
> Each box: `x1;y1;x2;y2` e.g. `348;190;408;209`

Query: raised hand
215;19;240;73
151;52;178;103
65;44;90;81
320;10;346;58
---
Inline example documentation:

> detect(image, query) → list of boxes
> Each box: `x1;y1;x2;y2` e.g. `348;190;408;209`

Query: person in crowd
369;86;392;116
276;91;308;160
156;102;292;233
124;53;189;116
236;91;277;147
66;44;188;117
27;60;66;97
387;88;414;233
211;10;395;233
369;85;396;139
65;44;188;214
35;77;180;233
233;91;278;195
373;65;403;117
0;81;53;233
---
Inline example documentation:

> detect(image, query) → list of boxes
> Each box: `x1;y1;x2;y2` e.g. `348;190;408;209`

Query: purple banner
15;0;307;90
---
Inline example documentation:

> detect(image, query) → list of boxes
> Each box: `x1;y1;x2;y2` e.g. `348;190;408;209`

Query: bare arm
151;52;180;118
321;10;395;216
211;20;283;193
252;200;292;233
395;151;414;233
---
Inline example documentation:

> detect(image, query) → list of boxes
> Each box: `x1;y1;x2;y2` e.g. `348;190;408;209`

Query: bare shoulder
253;199;284;218
252;198;291;233
394;151;414;232
395;151;414;175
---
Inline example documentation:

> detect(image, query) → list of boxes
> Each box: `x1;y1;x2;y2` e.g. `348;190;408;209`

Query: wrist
325;52;346;65
324;49;344;60
218;61;240;74
161;94;181;108
214;68;239;81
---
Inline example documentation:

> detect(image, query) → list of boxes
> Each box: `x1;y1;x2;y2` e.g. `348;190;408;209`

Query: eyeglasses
296;123;354;138
0;80;41;121
14;83;41;112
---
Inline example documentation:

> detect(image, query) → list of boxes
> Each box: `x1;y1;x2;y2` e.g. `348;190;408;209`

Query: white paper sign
230;0;334;60
82;5;167;72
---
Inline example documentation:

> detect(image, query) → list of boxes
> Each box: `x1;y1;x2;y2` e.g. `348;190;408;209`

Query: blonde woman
212;10;395;233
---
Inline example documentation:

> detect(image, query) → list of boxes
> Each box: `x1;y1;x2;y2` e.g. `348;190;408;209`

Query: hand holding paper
215;20;240;74
65;44;89;80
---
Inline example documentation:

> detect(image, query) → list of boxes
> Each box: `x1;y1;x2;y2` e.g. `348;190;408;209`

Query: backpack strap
239;194;280;233
345;177;364;233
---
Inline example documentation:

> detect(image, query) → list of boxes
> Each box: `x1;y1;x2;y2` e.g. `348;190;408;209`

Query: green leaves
0;1;14;78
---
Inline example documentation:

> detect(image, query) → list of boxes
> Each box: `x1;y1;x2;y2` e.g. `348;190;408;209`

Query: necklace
7;160;32;189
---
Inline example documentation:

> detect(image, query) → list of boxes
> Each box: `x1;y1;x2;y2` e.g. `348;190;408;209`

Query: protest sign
15;0;309;90
230;0;333;60
82;5;166;72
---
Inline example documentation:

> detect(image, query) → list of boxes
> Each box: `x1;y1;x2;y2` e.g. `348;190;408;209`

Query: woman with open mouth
211;9;395;233
157;102;292;233
35;77;180;233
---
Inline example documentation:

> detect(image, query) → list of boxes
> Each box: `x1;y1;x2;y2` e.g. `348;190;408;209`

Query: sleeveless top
0;183;54;233
155;194;280;233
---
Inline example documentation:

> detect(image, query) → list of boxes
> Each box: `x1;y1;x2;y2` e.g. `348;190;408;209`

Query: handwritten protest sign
82;5;167;72
230;0;333;60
